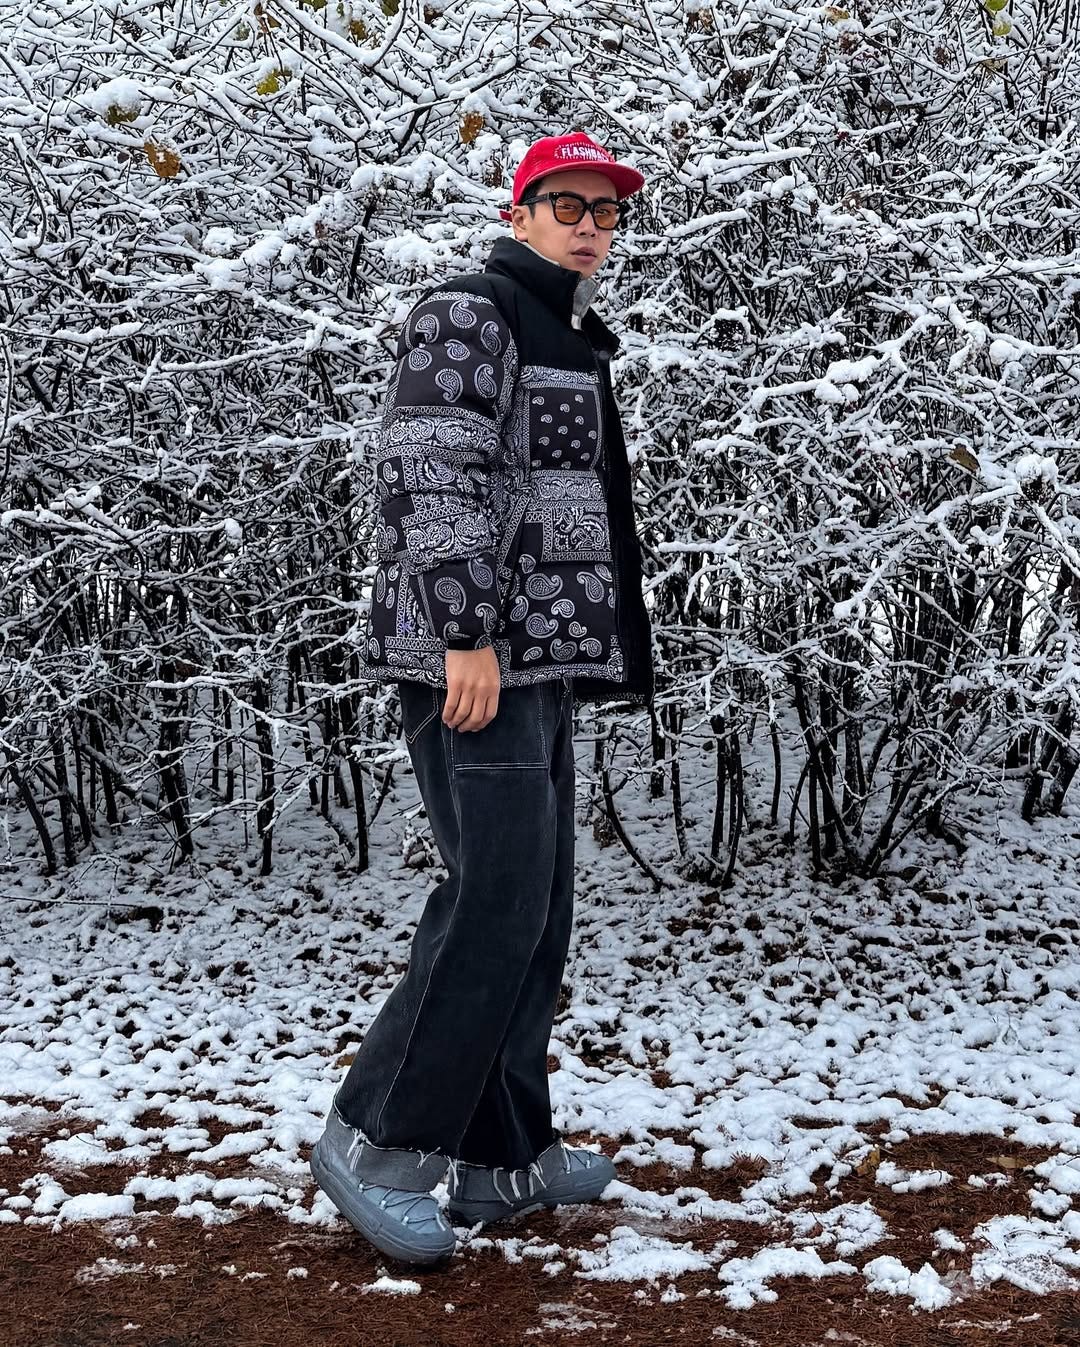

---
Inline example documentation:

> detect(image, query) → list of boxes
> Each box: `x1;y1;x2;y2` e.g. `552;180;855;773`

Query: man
310;132;655;1266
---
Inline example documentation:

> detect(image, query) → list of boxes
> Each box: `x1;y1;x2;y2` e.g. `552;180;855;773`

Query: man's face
510;170;619;279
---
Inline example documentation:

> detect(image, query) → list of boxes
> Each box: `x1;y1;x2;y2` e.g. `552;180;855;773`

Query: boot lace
359;1182;445;1230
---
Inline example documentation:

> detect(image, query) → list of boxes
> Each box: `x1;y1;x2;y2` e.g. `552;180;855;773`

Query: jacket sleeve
374;289;517;651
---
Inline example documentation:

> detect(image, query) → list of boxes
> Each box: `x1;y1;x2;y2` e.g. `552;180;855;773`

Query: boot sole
310;1139;456;1266
447;1166;614;1228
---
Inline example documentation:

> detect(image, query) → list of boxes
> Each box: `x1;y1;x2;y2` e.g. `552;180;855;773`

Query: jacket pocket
529;470;611;564
492;490;529;631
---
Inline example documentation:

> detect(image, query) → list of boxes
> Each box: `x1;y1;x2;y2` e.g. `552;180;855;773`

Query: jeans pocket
400;680;441;744
449;681;548;771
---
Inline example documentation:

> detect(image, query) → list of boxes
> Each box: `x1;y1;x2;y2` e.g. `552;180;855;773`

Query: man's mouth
572;249;596;259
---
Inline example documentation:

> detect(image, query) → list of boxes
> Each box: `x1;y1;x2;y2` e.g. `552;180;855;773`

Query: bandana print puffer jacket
356;235;654;708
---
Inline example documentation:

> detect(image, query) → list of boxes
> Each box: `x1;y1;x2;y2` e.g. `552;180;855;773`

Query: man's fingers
443;647;501;729
442;686;464;728
462;692;498;731
442;681;500;730
441;689;471;732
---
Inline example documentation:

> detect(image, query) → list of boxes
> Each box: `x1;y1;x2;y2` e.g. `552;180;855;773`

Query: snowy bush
1;0;1079;880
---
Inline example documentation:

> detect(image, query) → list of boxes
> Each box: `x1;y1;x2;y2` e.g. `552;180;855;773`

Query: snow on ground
2;714;1080;1319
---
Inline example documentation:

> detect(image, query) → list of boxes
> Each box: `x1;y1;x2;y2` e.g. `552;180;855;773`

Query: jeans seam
539;679;549;760
455;763;548;770
372;931;445;1144
402;684;440;744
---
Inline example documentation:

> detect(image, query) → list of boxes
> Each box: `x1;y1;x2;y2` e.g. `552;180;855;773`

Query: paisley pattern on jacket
355;239;654;707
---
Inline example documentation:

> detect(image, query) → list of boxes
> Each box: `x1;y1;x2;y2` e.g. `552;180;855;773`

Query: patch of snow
971;1215;1080;1294
528;1302;616;1336
1035;1155;1080;1195
362;1275;421;1295
603;1177;748;1227
785;1200;888;1256
570;1226;713;1282
55;1193;136;1224
875;1160;952;1193
82;77;145;119
863;1255;954;1309
716;1246;858;1309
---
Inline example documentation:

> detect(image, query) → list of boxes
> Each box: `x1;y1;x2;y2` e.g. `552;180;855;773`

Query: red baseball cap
498;132;645;221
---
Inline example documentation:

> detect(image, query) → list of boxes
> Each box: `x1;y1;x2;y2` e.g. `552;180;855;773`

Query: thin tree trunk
1;749;57;875
69;712;93;847
722;727;744;890
667;702;689;861
251;677;276;876
770;721;782;828
710;713;726;856
51;717;78;866
601;747;665;890
290;644;319;808
156;659;194;859
648;698;665;800
336;686;370;873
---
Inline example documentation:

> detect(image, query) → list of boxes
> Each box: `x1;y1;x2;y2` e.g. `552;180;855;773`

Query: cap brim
607;164;646;199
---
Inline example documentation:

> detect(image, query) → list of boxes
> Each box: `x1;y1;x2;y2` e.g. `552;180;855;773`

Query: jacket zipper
591;347;625;680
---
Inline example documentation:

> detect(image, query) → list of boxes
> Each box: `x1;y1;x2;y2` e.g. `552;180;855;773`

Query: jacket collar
484;236;621;356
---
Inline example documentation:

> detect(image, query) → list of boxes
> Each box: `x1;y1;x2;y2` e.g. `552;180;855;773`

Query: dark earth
4;1094;1079;1347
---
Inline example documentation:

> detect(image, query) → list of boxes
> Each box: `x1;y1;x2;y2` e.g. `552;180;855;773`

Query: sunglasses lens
593;204;620;228
552;196;586;223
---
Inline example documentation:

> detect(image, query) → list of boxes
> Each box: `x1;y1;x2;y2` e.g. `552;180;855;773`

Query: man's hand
444;647;501;730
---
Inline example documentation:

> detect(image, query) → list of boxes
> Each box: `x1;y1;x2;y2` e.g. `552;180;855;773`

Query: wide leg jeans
335;674;576;1170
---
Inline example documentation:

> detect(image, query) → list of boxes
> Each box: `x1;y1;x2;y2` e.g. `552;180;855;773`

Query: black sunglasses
519;191;629;230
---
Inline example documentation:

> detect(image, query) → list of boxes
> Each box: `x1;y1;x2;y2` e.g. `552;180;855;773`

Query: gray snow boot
447;1139;615;1228
309;1099;456;1266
